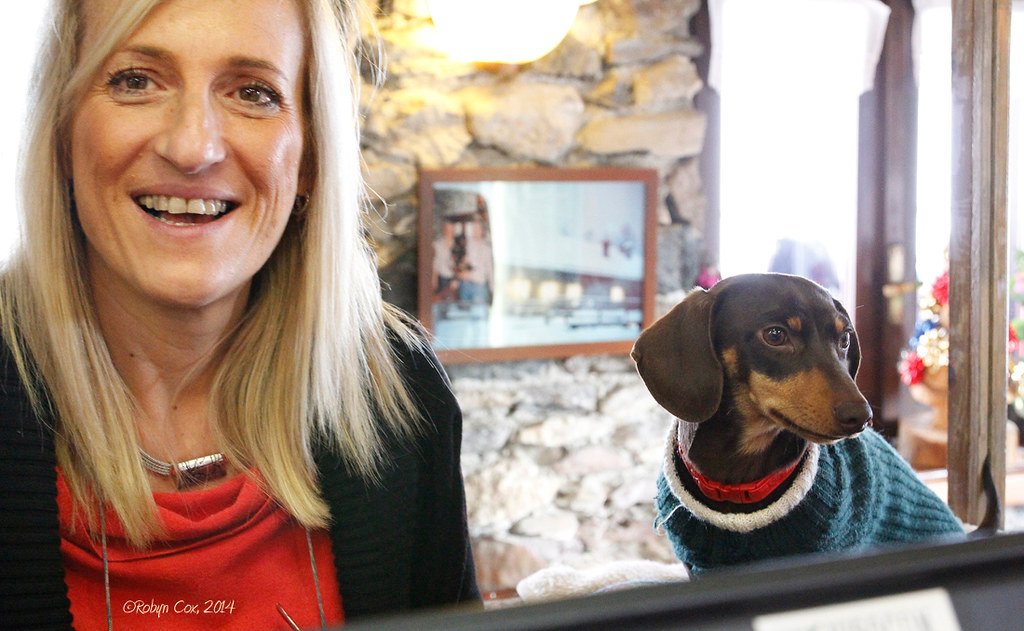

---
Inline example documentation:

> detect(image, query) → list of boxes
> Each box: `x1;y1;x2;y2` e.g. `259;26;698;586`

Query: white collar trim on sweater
660;420;820;533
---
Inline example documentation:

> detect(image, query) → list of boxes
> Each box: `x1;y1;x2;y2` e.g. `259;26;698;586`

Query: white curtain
708;0;891;95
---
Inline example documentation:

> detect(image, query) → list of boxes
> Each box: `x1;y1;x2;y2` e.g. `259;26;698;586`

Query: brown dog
633;273;871;493
634;274;964;574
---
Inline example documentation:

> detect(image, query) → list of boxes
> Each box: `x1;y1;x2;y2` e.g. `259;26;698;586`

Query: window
915;0;1024;308
0;5;49;264
913;1;952;285
712;0;890;312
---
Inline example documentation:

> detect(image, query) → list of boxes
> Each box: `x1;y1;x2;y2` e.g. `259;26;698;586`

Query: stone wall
448;348;684;591
362;0;708;591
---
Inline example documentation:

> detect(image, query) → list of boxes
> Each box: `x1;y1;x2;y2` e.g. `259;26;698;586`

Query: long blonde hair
0;0;425;547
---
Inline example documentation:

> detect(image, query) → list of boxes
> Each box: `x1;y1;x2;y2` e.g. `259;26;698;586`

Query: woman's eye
237;83;281;108
762;326;788;346
107;70;153;94
839;331;852;350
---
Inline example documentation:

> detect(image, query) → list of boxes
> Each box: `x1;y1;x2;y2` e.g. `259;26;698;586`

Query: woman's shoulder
384;312;455;401
0;320;55;445
0;324;47;398
0;327;26;391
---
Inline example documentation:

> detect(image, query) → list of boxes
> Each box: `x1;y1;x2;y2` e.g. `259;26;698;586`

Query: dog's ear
631;287;723;422
833;298;861;378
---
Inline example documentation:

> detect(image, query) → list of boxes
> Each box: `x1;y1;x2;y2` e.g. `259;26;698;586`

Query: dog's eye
839;331;852;350
762;326;788;346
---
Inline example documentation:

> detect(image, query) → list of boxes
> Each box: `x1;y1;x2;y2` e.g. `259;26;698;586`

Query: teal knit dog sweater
655;424;965;575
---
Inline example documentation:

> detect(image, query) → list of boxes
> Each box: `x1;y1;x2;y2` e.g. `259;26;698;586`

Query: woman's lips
135;194;237;226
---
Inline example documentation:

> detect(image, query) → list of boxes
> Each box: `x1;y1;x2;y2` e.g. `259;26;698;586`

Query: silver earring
293;194;309;215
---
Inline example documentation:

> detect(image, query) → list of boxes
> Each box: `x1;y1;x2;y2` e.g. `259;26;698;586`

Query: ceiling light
427;0;594;64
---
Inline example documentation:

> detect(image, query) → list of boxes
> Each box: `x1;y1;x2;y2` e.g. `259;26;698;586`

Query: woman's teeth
136;195;229;216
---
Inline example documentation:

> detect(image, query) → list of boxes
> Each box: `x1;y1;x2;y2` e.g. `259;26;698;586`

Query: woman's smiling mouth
135;194;237;225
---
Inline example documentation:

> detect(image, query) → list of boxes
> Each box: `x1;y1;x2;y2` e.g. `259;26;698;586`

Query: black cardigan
0;338;481;629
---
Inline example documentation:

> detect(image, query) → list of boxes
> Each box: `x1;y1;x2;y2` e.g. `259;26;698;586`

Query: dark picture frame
417;167;658;364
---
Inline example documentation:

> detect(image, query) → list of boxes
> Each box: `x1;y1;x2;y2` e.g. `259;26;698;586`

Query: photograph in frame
418;167;658;363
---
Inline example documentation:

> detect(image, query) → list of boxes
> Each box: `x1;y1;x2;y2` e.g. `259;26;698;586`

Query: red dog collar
678;445;803;504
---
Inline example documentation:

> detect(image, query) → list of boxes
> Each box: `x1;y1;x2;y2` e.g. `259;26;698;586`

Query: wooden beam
948;0;1009;526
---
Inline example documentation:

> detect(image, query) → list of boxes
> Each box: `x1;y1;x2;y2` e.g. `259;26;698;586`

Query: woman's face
70;0;307;313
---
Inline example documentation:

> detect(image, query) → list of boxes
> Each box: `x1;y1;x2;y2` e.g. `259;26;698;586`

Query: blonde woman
0;0;479;628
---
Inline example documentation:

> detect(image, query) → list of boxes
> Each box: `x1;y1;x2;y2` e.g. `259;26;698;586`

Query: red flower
697;266;721;290
1011;325;1020;356
899;351;926;386
931;270;949;306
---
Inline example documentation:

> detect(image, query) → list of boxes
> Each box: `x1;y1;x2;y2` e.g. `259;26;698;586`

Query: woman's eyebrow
116;44;173;63
225;56;290;80
115;46;289;80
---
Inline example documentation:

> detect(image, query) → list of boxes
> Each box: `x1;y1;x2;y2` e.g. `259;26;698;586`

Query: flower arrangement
898;270;950;388
896;268;954;464
897;255;1024;463
899;253;1024;420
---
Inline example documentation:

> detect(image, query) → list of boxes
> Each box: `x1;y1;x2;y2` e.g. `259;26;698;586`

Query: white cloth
515;560;689;603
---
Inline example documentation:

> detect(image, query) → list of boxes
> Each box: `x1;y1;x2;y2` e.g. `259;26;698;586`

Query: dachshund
634;273;871;500
632;274;967;573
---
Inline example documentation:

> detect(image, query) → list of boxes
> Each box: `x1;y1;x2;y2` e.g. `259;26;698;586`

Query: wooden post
948;0;1009;526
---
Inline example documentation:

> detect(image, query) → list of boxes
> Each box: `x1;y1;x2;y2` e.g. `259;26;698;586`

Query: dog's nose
834;400;873;433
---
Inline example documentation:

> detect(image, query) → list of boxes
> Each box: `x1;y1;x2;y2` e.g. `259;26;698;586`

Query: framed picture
418;167;658;363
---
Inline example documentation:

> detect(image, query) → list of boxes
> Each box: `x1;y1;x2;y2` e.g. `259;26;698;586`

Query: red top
58;468;344;630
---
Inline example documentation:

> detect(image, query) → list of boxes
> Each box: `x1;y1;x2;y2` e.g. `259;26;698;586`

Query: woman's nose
154;93;226;174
